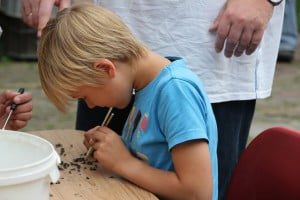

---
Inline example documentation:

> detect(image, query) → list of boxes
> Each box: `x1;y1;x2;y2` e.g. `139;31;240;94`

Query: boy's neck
133;51;171;91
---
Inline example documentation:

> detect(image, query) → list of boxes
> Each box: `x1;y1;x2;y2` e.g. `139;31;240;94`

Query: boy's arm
116;140;212;200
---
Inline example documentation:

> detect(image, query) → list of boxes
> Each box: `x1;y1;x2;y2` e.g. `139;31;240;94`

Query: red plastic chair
226;127;300;200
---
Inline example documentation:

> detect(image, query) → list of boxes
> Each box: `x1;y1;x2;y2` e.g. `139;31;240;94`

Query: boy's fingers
84;126;100;148
91;128;114;143
92;142;103;152
83;139;90;149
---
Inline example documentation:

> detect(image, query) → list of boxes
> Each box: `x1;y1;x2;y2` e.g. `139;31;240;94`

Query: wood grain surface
31;130;158;200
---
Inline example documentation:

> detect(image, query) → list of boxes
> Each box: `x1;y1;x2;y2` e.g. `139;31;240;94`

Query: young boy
38;4;218;200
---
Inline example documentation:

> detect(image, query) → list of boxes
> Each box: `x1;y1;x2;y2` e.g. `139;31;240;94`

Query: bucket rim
0;130;57;172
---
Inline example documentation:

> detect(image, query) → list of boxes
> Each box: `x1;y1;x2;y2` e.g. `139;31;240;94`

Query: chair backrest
226;127;300;200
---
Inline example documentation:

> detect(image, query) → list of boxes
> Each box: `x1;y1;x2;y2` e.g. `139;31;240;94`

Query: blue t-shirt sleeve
157;79;209;150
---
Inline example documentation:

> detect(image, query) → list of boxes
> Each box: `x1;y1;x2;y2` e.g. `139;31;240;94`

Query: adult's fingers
214;16;231;53
21;0;33;27
22;0;32;16
11;101;33;115
31;0;41;28
57;0;71;11
38;0;56;37
13;92;32;105
11;112;32;122
0;91;9;104
8;120;28;130
2;91;31;113
246;29;264;55
2;90;18;103
234;27;253;57
224;22;243;58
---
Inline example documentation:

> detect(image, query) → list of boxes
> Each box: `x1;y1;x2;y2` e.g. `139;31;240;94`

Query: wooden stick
105;113;114;126
101;107;113;126
85;108;113;159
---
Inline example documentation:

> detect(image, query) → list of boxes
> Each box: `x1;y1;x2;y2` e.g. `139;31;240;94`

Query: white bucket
0;130;61;200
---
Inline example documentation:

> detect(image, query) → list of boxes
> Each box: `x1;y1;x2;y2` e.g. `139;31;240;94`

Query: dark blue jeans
76;98;256;200
212;100;256;200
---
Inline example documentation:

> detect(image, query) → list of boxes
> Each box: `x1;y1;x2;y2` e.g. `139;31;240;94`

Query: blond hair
38;3;147;112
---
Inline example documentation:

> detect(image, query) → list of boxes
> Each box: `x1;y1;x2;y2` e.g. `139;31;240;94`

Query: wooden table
31;130;158;200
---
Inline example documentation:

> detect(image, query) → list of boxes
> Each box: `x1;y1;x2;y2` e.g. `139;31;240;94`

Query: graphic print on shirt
130;110;141;142
135;113;149;163
140;114;149;132
123;106;141;145
123;106;136;140
135;113;148;140
123;106;150;163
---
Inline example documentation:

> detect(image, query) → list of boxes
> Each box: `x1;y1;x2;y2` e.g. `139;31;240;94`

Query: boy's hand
0;91;33;130
84;126;133;173
83;126;100;149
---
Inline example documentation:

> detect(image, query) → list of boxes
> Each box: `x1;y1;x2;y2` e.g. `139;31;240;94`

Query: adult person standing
21;0;285;199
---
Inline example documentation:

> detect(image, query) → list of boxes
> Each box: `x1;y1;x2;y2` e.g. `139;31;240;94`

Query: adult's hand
209;0;274;58
21;0;71;37
0;90;33;130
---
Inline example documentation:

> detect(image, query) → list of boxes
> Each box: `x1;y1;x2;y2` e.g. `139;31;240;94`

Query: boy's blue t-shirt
122;58;218;200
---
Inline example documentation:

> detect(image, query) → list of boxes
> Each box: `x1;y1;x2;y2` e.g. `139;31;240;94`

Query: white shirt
95;0;285;103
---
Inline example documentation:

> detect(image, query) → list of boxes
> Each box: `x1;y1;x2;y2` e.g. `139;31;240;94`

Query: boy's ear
93;59;116;78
